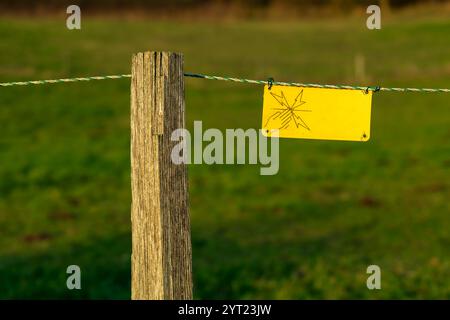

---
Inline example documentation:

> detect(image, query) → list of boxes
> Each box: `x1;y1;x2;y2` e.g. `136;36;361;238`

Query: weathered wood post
130;51;193;300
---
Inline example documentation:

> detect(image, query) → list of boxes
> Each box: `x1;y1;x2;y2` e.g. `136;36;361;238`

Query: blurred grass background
0;3;449;299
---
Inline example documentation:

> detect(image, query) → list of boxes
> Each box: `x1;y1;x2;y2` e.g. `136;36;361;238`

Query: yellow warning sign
262;85;372;142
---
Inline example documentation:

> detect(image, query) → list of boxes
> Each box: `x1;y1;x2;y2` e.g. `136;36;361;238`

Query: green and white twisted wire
183;73;450;93
0;72;449;93
0;74;132;87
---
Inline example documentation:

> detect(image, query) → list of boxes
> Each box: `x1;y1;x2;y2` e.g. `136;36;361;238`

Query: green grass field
0;12;449;299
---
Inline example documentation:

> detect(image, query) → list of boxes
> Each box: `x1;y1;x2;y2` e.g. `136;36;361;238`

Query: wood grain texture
131;51;192;300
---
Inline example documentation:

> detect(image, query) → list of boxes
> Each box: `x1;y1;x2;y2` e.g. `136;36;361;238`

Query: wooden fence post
130;51;193;300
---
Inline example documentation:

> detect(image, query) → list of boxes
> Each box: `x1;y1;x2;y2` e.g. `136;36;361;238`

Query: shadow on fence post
130;51;193;300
